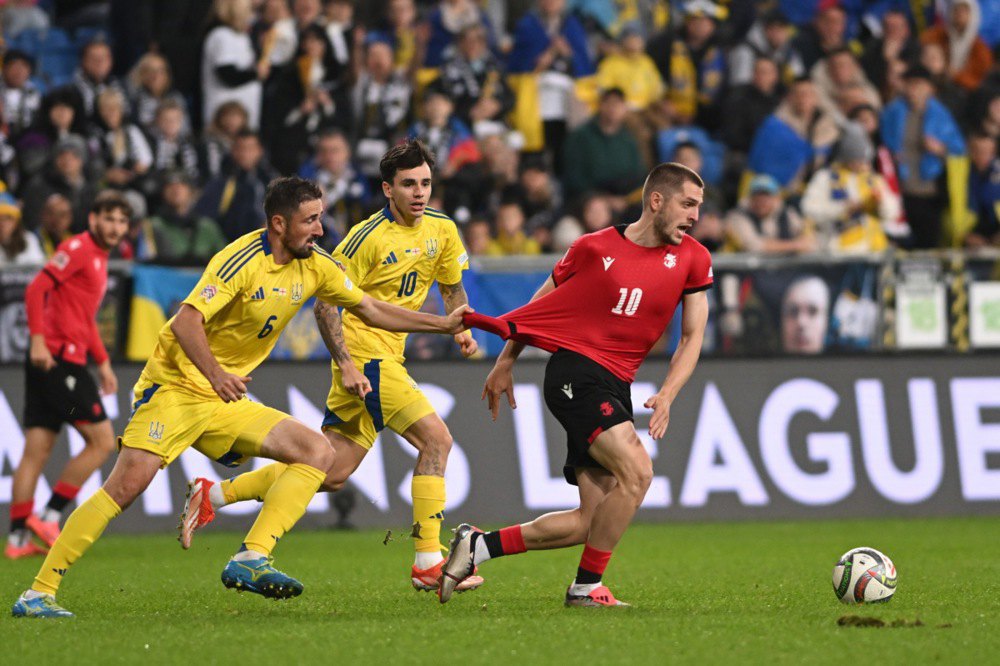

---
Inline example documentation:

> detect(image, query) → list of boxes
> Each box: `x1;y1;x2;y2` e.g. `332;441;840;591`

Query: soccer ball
831;547;897;604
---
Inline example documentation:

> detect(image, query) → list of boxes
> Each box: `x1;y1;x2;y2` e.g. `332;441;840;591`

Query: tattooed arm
438;280;478;357
314;299;371;398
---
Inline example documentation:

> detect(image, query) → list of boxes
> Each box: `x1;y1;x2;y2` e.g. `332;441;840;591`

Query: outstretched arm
170;304;251;402
645;290;709;439
438;280;478;357
482;275;557;420
314;300;370;398
344;294;469;334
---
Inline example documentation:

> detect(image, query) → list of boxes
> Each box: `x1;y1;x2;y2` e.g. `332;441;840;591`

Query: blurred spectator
0;191;43;266
515;156;563;236
292;0;323;32
22;135;98;233
0;51;41;139
651;0;727;129
596;26;663;112
920;0;994;92
802;123;900;253
729;8;804;88
253;0;298;68
73;40;127;123
127;53;189;132
721;56;782;154
370;0;420;74
562;87;643;202
812;47;881;124
506;0;594;171
298;130;371;246
34;193;73;256
352;39;412;182
974;89;1000;141
194;129;273;241
145;172;228;264
725;174;813;254
266;23;342;174
671;141;725;209
746;77;838;192
919;42;968;120
781;274;829;354
199;100;249;183
92;88;152;191
578;193;613;233
690;199;726;253
424;0;498;69
202;0;268;130
963;132;1000;248
479;132;520;213
860;9;920;97
791;1;848;71
487;200;541;255
322;0;356;80
464;216;492;256
439;24;514;135
408;85;481;179
148;99;201;190
881;65;966;248
15;86;87;183
1;0;49;39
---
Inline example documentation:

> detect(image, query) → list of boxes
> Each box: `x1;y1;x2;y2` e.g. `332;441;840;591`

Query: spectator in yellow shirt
486;200;541;256
596;26;664;111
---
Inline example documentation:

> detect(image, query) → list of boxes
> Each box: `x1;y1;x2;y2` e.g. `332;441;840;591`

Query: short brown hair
91;189;132;219
264;176;323;223
641;162;704;209
380;139;436;183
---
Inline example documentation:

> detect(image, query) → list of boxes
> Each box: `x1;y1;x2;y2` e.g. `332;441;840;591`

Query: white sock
22;589;48;600
472;533;492;564
39;508;61;524
569;581;602;596
414;550;443;569
208;482;226;509
7;529;28;548
231;548;267;562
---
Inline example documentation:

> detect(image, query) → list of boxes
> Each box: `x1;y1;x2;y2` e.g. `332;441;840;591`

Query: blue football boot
221;557;303;599
12;593;74;618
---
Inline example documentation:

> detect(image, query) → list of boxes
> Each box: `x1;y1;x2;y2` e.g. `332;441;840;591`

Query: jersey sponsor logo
381;251;399;265
664;253;677;269
602;256;615;271
200;285;218;302
291;282;304;302
51;251;70;270
148;421;165;441
600;401;614;416
425;238;439;258
272;287;287;297
250;287;266;301
561;383;573;399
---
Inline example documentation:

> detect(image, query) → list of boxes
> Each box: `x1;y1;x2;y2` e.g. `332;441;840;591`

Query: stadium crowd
0;0;998;269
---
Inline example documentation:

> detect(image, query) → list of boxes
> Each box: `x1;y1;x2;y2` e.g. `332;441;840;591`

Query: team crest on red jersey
664;253;677;269
600;401;614;416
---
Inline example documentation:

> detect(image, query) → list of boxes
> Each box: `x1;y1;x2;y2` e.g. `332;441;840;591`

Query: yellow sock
411;475;446;554
242;463;324;556
221;463;288;503
32;488;121;596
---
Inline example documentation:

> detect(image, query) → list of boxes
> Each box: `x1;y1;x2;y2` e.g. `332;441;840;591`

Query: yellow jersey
335;205;468;362
141;229;364;397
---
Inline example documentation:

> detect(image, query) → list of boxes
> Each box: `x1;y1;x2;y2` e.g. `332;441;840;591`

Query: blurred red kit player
5;191;131;560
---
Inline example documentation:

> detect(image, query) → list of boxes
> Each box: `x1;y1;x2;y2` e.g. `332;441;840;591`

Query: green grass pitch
2;517;998;664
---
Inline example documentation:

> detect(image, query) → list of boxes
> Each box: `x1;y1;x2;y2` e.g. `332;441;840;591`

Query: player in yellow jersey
180;141;485;593
11;177;470;619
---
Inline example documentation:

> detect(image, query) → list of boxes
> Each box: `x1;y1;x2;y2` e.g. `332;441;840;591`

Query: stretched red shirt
465;225;713;382
25;231;110;365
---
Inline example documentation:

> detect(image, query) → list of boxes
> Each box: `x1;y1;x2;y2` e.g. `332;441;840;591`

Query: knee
85;430;116;455
294;430;336;471
618;460;653;505
320;470;348;493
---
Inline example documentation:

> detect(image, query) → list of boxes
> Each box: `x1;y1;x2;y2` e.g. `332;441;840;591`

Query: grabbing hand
442;304;473;334
211;372;252;403
482;361;516;421
644;391;672;439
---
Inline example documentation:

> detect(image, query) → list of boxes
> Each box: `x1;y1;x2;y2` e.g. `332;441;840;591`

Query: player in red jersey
439;163;711;607
5;191;130;559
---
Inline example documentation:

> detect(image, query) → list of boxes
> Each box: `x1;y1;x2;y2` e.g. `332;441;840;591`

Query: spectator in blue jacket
964;132;1000;248
423;0;498;69
881;64;966;248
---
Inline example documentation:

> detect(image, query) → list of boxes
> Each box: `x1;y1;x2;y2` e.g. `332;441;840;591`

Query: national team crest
664;253;677;269
425;238;439;258
290;283;304;302
148;421;165;441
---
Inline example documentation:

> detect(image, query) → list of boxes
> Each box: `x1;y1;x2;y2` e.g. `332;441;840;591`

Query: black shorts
543;349;633;486
23;355;107;432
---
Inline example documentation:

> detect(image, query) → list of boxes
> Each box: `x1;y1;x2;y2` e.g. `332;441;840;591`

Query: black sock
482;530;505;559
10;517;27;533
46;492;72;514
574;566;602;585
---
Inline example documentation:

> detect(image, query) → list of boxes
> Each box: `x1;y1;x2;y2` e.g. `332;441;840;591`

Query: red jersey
466;225;713;382
25;231;110;366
